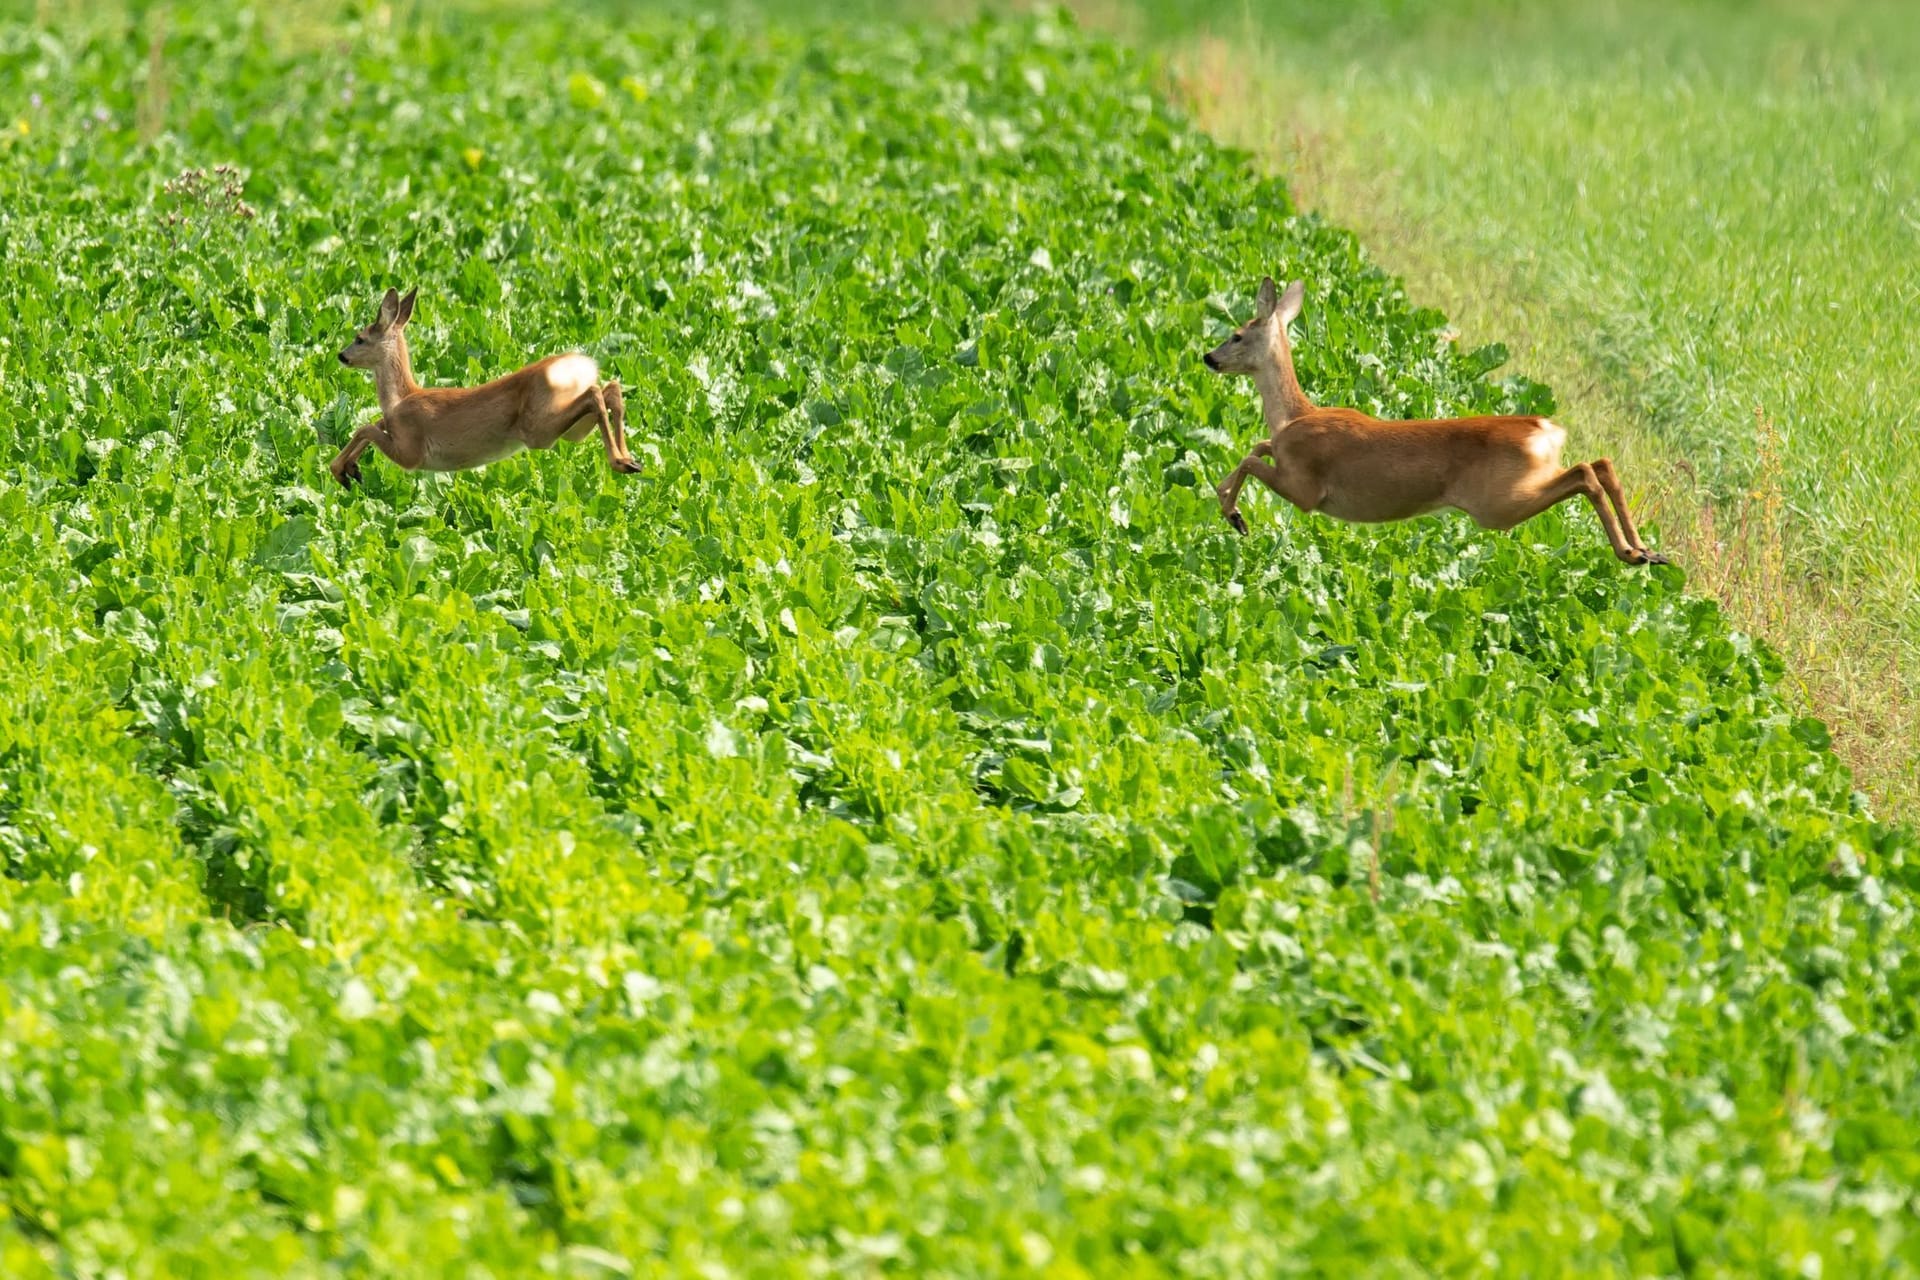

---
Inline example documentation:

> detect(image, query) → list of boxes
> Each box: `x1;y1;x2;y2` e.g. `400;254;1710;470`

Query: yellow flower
461;147;483;170
567;71;607;111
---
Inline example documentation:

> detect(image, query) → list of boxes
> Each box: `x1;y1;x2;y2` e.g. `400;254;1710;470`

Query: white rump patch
545;353;599;395
1531;418;1568;464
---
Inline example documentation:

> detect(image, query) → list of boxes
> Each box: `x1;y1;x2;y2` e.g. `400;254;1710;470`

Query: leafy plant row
0;5;1913;1276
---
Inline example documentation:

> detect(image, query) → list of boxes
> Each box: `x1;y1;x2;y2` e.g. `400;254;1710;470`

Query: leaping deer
1206;276;1667;565
329;287;642;488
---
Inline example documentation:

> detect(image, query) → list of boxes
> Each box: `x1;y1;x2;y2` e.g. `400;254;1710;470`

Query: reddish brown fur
329;288;640;488
1206;277;1664;565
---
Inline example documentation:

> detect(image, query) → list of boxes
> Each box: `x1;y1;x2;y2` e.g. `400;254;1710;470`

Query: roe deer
1206;276;1666;565
329;287;642;488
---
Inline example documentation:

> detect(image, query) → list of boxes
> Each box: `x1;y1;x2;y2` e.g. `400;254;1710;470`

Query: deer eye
1232;335;1243;343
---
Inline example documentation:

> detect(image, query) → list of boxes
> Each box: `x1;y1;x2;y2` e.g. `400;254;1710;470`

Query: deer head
1204;276;1304;376
338;286;418;369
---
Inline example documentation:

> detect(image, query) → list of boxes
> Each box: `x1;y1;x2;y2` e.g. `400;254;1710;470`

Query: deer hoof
1226;510;1248;536
1643;550;1671;566
612;457;643;475
332;464;360;489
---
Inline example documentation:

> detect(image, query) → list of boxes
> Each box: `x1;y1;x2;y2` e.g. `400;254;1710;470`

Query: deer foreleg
330;419;395;488
1215;441;1268;532
1216;445;1319;535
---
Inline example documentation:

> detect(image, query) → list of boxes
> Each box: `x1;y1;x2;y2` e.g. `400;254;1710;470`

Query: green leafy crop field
2;4;1916;1276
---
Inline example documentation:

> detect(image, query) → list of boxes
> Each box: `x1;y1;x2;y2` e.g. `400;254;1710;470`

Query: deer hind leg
1487;461;1652;564
536;386;637;474
1591;457;1666;564
601;379;641;473
548;383;640;475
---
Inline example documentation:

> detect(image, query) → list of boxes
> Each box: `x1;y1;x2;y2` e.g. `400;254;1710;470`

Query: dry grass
1157;31;1919;819
135;6;169;141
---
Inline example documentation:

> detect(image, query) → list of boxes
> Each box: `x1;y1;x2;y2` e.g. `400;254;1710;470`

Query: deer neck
373;335;422;417
1254;335;1313;432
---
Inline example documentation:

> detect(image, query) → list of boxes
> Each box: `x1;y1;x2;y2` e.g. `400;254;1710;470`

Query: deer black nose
1203;353;1220;370
339;352;350;364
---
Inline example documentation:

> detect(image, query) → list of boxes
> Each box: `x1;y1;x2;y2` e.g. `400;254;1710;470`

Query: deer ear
1255;276;1279;321
1276;279;1306;327
376;288;402;330
395;287;418;329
